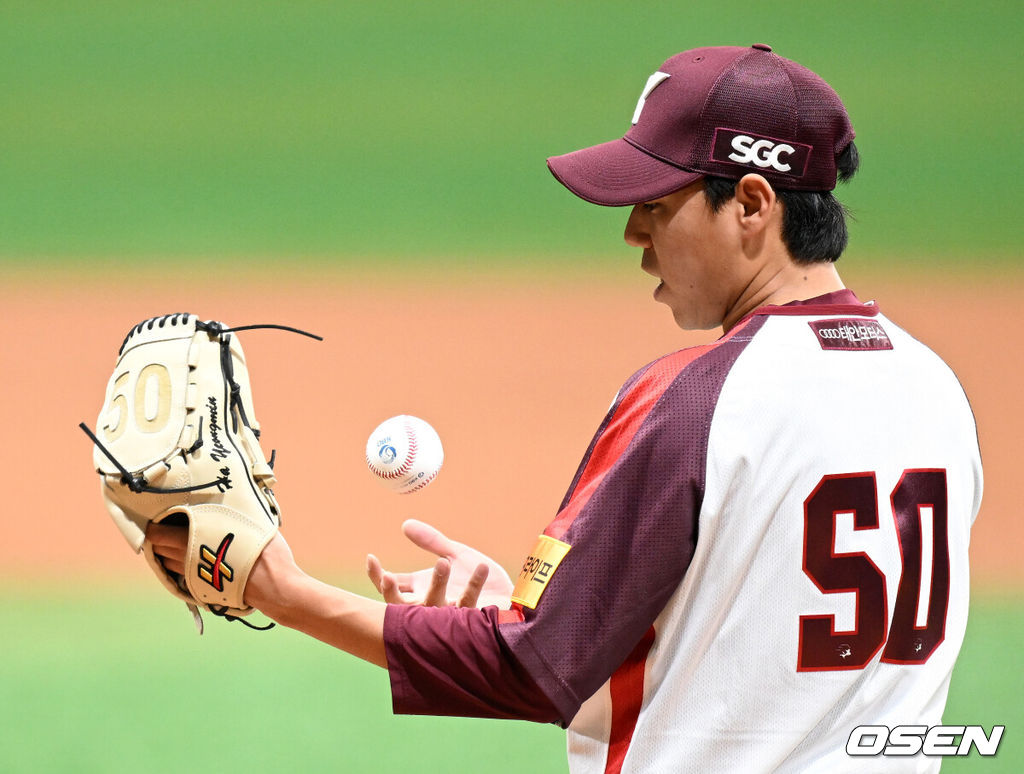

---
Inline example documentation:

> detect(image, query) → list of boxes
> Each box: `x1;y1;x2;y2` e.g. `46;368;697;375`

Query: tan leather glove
81;313;319;632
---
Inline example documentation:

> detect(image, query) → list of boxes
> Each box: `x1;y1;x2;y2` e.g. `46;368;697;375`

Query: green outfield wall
1;1;1020;266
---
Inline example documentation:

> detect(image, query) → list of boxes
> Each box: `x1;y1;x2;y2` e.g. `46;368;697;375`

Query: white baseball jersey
385;290;983;774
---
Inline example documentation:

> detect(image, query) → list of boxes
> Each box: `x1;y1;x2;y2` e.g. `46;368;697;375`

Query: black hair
703;142;859;264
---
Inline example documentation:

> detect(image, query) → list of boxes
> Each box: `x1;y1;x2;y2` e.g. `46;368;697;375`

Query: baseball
365;415;444;494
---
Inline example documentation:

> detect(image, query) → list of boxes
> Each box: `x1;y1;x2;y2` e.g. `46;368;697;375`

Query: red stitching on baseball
368;417;418;479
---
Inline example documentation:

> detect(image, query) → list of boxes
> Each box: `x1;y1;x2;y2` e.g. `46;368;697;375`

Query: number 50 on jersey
799;469;949;671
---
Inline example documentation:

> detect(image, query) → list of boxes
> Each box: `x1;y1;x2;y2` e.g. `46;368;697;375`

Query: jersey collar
741;289;878;325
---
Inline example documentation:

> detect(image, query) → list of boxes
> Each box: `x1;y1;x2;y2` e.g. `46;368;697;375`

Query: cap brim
547;138;703;207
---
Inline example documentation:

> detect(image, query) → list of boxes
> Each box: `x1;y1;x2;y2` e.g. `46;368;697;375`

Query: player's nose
623;205;652;248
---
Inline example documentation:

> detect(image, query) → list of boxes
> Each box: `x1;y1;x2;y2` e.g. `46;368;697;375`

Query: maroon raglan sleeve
384;318;764;725
384;604;560;722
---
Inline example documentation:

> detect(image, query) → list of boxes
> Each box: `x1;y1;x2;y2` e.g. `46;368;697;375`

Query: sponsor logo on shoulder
711;128;812;176
809;319;893;351
511;534;571;609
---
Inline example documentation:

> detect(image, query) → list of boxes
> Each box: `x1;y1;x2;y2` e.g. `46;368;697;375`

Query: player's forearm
246;539;387;668
269;573;387;667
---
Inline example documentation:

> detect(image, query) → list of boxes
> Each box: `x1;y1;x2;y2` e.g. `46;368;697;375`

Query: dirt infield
3;265;1019;590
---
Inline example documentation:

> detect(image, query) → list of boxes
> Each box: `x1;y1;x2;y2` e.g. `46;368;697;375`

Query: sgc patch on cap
710;128;812;177
511;534;571;609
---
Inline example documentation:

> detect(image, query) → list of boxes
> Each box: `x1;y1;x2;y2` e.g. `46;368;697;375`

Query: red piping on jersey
737;289;880;328
749;303;879;319
605;626;656;774
543;317;757;543
497;608;525;624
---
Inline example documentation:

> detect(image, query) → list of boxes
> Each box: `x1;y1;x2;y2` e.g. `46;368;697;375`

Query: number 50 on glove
80;313;320;631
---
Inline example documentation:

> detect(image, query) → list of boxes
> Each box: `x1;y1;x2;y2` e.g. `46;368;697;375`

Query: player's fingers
366;554;385;593
422;558;451;607
392;573;417;593
146;522;187;549
458;563;490;608
402;519;459;559
159;556;187;576
379;572;409;605
146;523;187;562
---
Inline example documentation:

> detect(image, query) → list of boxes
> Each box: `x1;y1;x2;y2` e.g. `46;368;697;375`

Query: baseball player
150;44;983;772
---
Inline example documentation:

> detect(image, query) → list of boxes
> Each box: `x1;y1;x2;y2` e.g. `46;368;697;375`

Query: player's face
624;181;744;330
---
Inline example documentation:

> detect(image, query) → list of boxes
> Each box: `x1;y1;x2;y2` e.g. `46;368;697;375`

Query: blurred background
2;1;1021;771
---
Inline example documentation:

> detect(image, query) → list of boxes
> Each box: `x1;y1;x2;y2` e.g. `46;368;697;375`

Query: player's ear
733;174;778;232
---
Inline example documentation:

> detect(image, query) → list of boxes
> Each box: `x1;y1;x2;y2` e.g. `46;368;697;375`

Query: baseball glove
80;313;320;632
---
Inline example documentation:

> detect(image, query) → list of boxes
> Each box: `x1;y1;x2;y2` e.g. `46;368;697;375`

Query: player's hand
366;519;514;609
147;523;300;616
146;522;189;575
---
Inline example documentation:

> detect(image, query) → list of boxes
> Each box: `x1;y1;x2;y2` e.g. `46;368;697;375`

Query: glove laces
80;319;322;493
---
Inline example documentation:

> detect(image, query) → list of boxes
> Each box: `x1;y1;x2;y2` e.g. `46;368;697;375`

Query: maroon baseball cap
547;44;855;206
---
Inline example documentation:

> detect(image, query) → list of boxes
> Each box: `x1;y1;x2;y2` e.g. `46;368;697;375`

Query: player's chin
668;302;714;331
654;287;682;318
655;287;709;330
